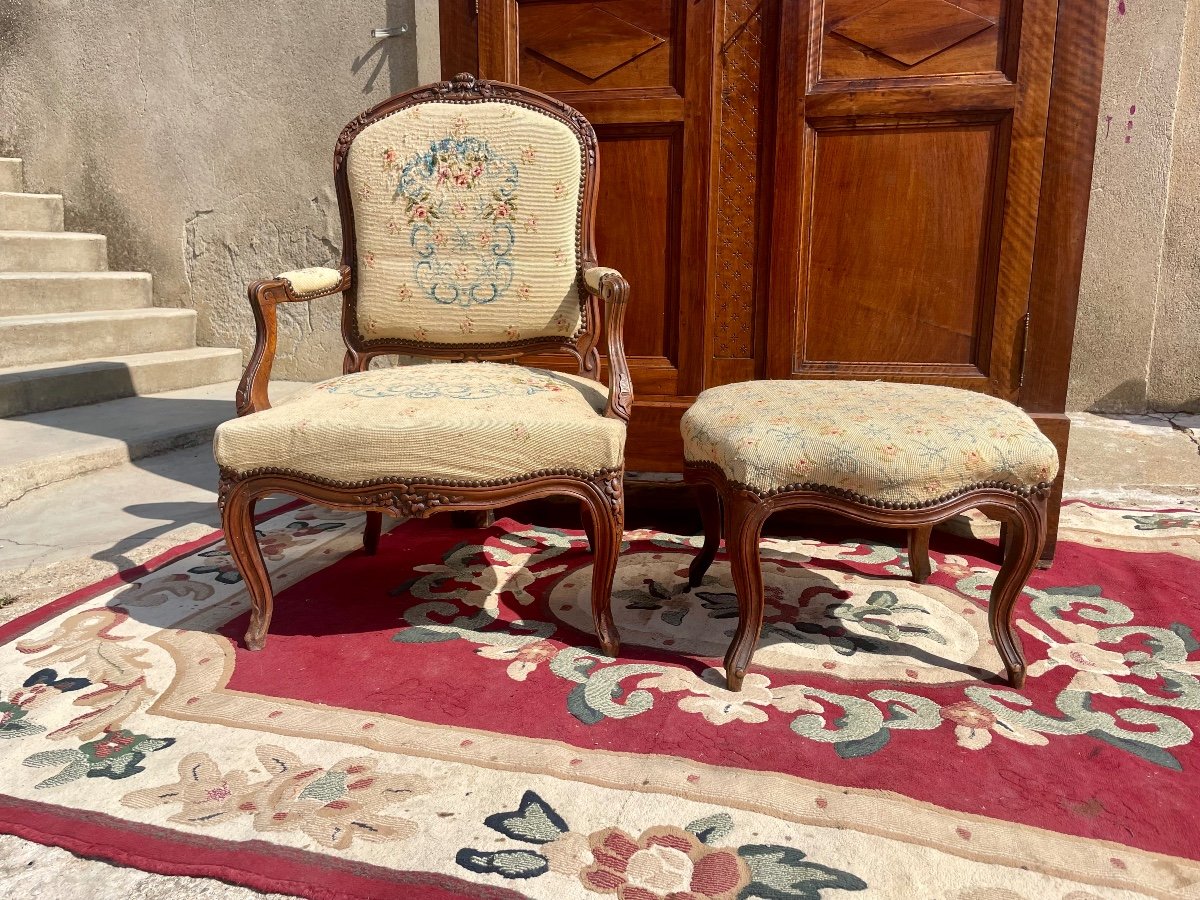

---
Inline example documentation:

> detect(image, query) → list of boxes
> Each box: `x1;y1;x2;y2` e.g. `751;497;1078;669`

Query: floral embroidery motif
395;526;1200;768
315;366;567;401
123;746;428;849
456;791;866;898
682;381;1059;505
385;136;520;307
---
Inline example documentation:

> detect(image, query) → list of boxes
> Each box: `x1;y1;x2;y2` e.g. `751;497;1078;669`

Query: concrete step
0;308;196;367
0;347;245;417
0;159;21;193
0;271;152;316
0;380;308;507
0;231;107;272
0;192;64;231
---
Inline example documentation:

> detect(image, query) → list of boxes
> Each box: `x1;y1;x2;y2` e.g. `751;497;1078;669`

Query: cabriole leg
584;486;623;659
221;483;273;652
723;496;768;691
984;498;1047;688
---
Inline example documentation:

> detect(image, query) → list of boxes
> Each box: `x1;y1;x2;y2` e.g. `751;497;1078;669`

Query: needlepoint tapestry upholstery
213;362;623;483
346;101;585;346
682;381;1060;503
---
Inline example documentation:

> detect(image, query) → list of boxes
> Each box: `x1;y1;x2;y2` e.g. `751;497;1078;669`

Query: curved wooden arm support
583;267;633;423
235;266;351;416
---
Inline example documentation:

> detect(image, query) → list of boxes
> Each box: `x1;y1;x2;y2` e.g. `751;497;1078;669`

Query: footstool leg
688;483;723;590
908;526;932;584
723;497;768;691
985;498;1047;689
364;512;383;555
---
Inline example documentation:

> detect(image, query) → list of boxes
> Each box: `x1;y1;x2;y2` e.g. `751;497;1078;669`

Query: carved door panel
766;0;1060;400
476;0;717;467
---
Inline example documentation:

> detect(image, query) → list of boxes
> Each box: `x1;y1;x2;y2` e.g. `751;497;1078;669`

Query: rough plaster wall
1146;1;1200;411
1068;0;1189;413
0;0;420;380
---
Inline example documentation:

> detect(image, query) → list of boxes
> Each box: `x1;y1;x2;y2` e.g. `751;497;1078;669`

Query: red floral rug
1;501;1198;899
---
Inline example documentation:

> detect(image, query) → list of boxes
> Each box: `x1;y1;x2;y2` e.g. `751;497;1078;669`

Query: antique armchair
214;74;632;654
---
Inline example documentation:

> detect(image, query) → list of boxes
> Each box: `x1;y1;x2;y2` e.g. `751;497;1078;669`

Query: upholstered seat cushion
215;362;624;483
681;381;1059;505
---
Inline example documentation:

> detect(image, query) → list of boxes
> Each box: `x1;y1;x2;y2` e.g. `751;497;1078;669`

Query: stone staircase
0;156;248;506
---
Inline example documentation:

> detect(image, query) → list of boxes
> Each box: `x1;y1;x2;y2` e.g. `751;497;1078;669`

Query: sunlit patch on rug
0;500;1197;899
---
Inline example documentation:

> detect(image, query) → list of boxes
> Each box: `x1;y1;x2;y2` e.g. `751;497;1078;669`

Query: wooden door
475;0;718;469
766;0;1059;400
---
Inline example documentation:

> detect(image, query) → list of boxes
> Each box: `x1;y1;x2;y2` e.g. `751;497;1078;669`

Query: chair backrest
333;74;601;372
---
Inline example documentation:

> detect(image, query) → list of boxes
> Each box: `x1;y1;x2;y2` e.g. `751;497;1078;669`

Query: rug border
0;500;308;648
0;794;523;900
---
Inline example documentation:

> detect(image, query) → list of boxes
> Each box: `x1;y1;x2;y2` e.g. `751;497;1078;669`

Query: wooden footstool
681;381;1060;691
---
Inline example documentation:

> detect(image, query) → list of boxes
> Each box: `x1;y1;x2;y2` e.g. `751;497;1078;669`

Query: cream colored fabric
583;266;620;293
215;362;624;483
346;101;584;345
682;381;1059;504
278;267;342;296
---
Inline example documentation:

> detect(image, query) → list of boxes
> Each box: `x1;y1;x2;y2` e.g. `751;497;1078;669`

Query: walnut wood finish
684;463;1048;691
220;468;623;655
222;75;632;653
446;1;1109;559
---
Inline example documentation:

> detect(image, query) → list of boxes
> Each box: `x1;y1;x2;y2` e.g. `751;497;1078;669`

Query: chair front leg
220;480;274;651
983;497;1047;688
584;475;624;658
723;496;769;691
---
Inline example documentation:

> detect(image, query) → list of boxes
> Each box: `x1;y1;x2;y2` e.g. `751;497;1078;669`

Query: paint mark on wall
1118;0;1127;16
1126;105;1136;144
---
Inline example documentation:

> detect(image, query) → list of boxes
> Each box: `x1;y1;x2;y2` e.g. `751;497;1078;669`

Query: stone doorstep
0;230;107;272
0;380;308;508
0;307;197;367
0;191;65;231
0;271;153;315
0;347;245;418
0;158;21;193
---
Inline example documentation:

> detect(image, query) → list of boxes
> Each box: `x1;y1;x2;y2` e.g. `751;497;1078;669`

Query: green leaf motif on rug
0;701;46;741
456;791;868;897
23;729;175;789
738;845;868;899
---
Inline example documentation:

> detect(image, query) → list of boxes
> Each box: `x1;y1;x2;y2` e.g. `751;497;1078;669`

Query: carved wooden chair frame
219;74;633;655
683;462;1049;691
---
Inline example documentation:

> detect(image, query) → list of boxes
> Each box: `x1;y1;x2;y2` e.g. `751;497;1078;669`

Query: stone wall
0;0;437;380
1;1;1196;409
1070;0;1200;412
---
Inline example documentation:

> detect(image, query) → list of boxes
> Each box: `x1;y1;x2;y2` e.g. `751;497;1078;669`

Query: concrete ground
0;411;1196;897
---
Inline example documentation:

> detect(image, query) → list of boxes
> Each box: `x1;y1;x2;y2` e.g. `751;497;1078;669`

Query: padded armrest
277;266;346;300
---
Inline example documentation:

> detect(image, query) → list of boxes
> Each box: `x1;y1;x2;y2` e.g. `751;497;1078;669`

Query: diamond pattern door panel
524;6;666;82
516;1;676;93
821;0;1003;81
833;0;992;66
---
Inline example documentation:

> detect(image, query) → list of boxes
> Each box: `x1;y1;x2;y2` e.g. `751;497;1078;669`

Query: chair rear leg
364;512;383;555
908;526;932;584
585;490;623;658
221;486;274;651
580;501;596;553
688;482;723;590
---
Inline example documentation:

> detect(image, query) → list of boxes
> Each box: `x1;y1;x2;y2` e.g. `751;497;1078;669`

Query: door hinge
1017;311;1031;392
